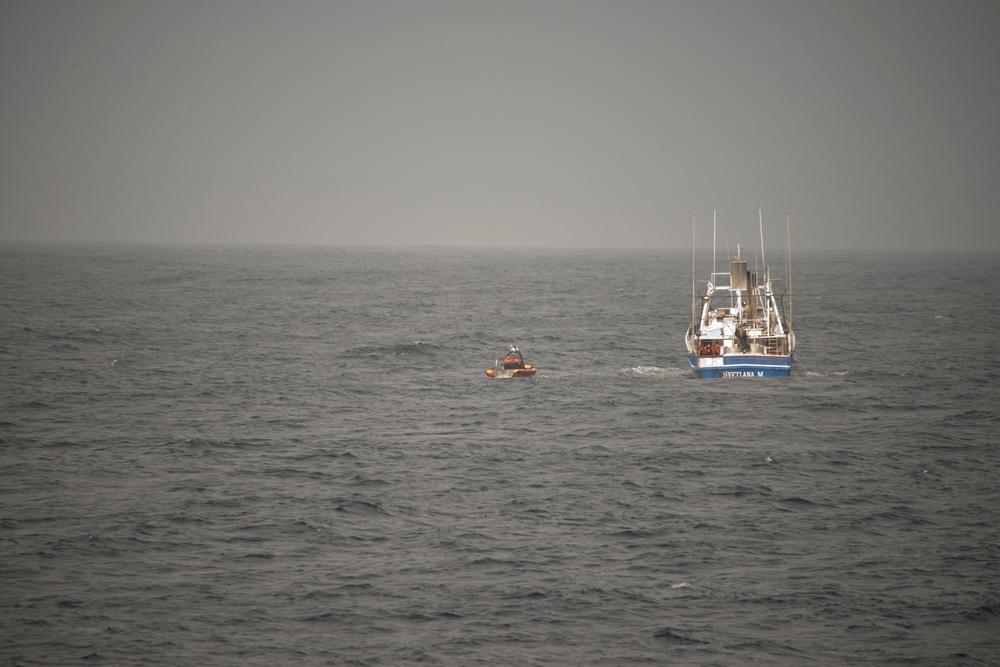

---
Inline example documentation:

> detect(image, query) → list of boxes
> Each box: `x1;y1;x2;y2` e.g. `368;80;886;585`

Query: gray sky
2;0;998;250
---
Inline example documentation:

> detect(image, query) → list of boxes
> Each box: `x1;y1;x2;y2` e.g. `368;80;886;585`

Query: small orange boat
486;345;537;378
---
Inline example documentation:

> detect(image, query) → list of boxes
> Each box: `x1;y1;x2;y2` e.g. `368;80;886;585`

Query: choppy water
2;244;998;666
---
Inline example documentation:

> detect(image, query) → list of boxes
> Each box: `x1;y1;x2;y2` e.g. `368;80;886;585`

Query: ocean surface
1;243;998;666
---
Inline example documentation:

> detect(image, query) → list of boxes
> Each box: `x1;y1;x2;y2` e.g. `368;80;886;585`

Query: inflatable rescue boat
486;345;536;378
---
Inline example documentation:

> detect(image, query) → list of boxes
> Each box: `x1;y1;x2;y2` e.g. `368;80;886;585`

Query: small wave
616;528;653;539
42;440;84;448
965;600;1000;621
183;438;254;451
469;556;523;568
332;499;389;515
17;401;51;410
750;455;779;467
653;627;708;645
776;497;819;509
623;366;686;377
352;341;440;358
946;409;996;422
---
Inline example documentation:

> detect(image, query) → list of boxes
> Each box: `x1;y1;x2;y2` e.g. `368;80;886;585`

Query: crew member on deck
503;347;524;369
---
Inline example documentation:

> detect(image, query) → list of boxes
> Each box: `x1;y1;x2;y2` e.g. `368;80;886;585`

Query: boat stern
689;354;793;378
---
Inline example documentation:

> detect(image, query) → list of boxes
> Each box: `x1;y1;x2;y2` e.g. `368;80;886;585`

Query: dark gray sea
2;244;998;666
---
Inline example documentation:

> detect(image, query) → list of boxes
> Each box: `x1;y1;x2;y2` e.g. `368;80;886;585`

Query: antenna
712;209;717;280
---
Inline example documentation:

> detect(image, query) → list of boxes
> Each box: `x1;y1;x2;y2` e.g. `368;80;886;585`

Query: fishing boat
486;345;537;378
685;210;795;378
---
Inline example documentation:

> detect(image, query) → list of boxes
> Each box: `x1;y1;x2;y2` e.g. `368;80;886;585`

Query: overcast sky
2;1;998;250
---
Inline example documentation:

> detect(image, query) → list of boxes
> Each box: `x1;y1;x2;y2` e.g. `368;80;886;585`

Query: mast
713;209;717;280
758;209;766;331
691;213;697;336
785;209;792;331
758;208;766;271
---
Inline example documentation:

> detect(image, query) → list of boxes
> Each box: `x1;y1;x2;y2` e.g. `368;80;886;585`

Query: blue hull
689;354;793;378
